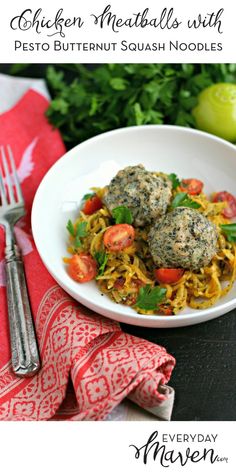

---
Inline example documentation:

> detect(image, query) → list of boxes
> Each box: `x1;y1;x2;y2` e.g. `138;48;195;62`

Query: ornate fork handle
5;242;40;377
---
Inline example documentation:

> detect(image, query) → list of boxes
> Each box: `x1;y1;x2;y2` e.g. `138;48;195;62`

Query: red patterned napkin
0;89;175;420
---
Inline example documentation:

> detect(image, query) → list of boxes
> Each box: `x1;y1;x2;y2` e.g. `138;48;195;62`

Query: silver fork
0;145;40;377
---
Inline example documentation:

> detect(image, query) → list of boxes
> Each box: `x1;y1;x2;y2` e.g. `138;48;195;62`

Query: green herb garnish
66;219;75;237
95;251;108;277
42;64;236;148
74;237;82;248
135;285;167;311
171;192;201;209
67;221;87;248
220;224;236;242
76;221;87;237
82;193;95;201
112;206;133;224
168;173;181;190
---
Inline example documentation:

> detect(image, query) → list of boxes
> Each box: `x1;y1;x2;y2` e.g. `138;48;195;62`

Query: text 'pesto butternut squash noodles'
64;165;236;316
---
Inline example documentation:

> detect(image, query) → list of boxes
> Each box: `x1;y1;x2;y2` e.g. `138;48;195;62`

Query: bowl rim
31;124;236;324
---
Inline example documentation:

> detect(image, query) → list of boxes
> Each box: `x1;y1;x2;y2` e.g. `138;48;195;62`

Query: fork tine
7;145;23;203
1;146;15;204
0;164;7;205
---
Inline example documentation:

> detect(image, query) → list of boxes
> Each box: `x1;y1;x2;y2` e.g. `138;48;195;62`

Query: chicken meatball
103;165;172;227
148;207;218;271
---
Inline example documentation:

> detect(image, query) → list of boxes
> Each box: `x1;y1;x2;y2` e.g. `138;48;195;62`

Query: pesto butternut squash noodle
64;165;236;316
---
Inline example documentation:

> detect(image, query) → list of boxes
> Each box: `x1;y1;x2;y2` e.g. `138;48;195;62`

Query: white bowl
31;125;236;328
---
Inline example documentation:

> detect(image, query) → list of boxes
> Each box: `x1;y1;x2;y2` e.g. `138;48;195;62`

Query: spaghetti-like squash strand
65;190;236;315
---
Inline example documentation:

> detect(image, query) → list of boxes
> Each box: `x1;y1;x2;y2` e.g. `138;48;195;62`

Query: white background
0;0;234;62
0;1;236;471
0;421;235;471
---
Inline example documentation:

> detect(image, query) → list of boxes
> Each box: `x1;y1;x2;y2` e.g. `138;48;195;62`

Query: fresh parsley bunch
10;63;235;148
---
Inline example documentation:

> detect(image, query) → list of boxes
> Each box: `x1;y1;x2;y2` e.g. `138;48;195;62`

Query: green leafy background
9;63;236;148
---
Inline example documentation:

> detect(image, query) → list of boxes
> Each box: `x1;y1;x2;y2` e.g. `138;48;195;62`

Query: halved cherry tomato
68;253;97;283
179;178;203;195
82;195;103;215
103;224;135;252
213;191;236;218
154;268;184;284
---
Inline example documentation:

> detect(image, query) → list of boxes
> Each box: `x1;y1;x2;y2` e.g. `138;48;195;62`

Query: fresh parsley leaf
74;236;82;248
220;223;236;232
226;235;236;243
112;206;133;224
95;251;108;277
135;285;167;311
110;77;128;91
76;221;87;238
46;66;65;91
171;192;201;209
66;219;75;237
67;221;87;248
220;224;236;242
9;64;30;75
82;193;95;201
168;173;181;190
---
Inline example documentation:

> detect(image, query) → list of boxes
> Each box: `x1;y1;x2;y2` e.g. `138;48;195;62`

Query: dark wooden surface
1;64;236;421
122;312;236;420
